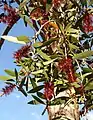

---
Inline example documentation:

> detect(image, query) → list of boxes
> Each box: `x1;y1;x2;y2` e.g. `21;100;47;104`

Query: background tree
0;0;93;120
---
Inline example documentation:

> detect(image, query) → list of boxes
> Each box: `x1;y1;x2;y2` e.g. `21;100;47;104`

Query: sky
0;15;93;120
0;20;48;120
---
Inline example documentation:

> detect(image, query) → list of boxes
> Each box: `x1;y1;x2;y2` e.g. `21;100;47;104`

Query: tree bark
47;88;80;120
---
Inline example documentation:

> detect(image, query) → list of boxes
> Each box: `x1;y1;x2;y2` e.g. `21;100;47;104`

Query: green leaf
37;49;51;61
19;14;33;28
33;38;58;48
17;36;30;43
0;76;14;81
31;69;45;75
41;38;59;47
73;51;93;59
19;77;26;88
28;85;44;93
69;43;79;50
26;77;29;91
17;87;27;97
71;82;81;88
4;69;15;76
33;42;43;48
85;82;93;91
49;97;69;105
29;77;37;88
32;95;45;104
19;0;29;8
37;92;45;99
43;58;57;65
15;68;18;82
66;28;79;33
28;100;39;105
0;36;26;44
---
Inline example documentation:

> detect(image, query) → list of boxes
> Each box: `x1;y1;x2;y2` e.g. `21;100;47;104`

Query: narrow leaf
29;77;37;88
28;100;39;105
28;85;44;93
73;51;93;59
37;92;45;99
37;49;51;61
0;76;14;81
0;36;26;44
4;69;15;76
17;36;30;43
32;95;45;104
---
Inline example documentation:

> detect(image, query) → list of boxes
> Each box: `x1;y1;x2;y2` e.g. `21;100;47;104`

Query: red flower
30;8;44;20
13;45;31;62
44;81;54;101
58;57;76;82
2;84;16;96
58;57;72;72
0;5;19;26
83;13;93;33
52;0;61;7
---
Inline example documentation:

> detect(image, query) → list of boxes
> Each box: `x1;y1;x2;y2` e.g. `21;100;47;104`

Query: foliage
0;0;93;119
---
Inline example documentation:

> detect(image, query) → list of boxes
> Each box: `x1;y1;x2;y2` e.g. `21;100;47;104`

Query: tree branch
0;0;20;50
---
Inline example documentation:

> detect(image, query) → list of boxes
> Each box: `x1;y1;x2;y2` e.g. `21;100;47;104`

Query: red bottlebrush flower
0;5;19;26
2;84;16;96
13;45;31;62
30;8;44;20
67;68;77;83
52;0;61;7
44;81;54;101
58;57;72;72
58;57;76;82
83;13;93;33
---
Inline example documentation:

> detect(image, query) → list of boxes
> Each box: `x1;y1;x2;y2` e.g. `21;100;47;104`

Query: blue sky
0;20;48;120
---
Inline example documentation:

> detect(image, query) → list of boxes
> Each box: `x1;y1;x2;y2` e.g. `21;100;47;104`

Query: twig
0;0;20;50
0;17;20;50
75;59;83;81
34;20;52;39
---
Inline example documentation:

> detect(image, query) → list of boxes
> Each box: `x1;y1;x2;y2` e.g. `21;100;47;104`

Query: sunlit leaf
17;36;30;43
0;76;14;81
4;69;15;76
37;49;51;61
0;36;26;44
73;51;93;59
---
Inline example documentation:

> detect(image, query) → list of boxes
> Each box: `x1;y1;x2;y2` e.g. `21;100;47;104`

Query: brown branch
0;16;20;50
0;0;20;50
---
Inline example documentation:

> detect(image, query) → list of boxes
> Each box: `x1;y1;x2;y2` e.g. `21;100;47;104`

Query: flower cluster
0;4;18;26
13;45;31;62
58;57;76;83
83;13;93;33
2;84;16;96
44;81;54;101
30;8;45;20
52;0;61;7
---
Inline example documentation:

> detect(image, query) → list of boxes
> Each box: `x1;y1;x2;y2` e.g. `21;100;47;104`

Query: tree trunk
47;88;80;120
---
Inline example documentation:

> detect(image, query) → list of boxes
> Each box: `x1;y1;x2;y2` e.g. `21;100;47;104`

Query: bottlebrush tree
0;0;93;120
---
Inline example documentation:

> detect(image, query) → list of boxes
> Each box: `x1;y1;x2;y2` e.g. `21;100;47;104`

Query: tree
0;0;93;119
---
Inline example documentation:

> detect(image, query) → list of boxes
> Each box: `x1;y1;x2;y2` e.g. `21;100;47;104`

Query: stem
75;59;83;81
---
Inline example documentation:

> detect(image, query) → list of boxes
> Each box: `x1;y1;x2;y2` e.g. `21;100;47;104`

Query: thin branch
75;59;83;82
0;17;20;50
0;0;20;50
